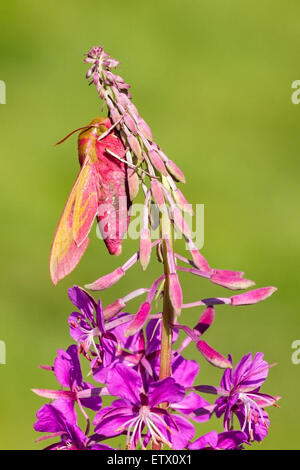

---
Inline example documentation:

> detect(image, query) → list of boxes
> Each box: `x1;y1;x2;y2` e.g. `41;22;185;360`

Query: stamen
129;417;143;449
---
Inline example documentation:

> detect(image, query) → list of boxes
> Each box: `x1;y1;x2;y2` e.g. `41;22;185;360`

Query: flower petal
94;406;135;437
106;364;142;404
54;345;82;389
216;431;248;449
68;312;91;342
188;431;218;450
149;377;185;406
68;286;95;321
103;298;126;320
171;392;212;422
34;404;65;433
172;355;199;388
153;413;195;449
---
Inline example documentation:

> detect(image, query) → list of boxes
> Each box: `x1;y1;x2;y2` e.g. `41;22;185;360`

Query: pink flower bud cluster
85;46;195;273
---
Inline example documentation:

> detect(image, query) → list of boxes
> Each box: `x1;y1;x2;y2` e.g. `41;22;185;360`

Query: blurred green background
0;0;299;450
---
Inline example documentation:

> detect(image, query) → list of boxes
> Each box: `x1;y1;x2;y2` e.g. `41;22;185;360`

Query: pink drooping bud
93;69;99;86
109;106;121;123
103;298;126;320
140;228;152;271
197;340;232;369
137;118;153;141
151;179;165;207
114;90;130;108
125;301;152;337
127;101;139;118
124;114;138;135
128;169;140;201
210;273;255;290
195;306;215;336
169;273;183;316
86;66;94;79
172;206;192;239
165;159;186;183
127;134;142;160
230;287;277;306
189;249;211;273
148;150;168;175
173;188;194;216
85;267;125;291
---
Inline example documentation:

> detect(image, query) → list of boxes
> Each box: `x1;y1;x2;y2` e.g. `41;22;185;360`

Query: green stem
150;213;175;451
159;237;174;381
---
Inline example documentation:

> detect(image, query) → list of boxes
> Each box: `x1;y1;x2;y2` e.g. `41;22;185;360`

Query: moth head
56;116;111;146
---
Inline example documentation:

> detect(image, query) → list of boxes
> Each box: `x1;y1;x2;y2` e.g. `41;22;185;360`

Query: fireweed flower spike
34;46;279;450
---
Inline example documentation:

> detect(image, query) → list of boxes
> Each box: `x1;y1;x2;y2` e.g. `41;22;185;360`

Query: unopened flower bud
125;302;152;336
173;188;194;216
211;273;255;290
169;273;183;316
166;159;186;183
231;287;277;306
139;228;152;271
103;298;126;320
197;340;232;369
151;180;165;207
127;134;142;160
137;118;153;141
85;267;125;291
148;150;168;175
172;206;192;238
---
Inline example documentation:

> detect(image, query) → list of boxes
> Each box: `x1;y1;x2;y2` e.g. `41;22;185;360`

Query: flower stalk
159;237;174;382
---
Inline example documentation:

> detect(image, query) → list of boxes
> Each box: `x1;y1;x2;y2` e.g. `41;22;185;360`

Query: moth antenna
55;124;93;146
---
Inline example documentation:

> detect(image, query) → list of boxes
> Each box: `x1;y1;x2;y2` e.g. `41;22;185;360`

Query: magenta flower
32;345;102;426
194;353;279;442
34;400;88;450
68;286;117;365
94;364;195;449
34;399;113;450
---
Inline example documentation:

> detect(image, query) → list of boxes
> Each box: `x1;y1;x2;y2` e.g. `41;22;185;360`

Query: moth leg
97;113;126;142
105;147;157;179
